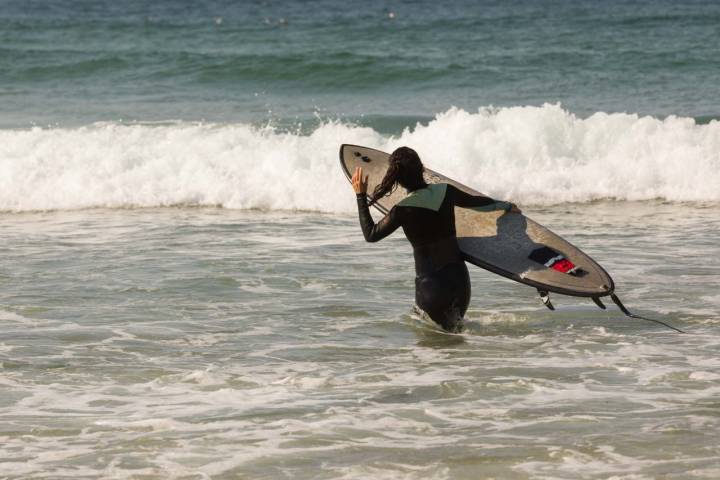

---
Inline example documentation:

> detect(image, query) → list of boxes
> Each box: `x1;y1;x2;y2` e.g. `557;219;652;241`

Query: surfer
352;146;520;332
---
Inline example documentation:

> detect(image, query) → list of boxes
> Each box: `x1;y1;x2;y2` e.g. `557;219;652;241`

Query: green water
2;0;719;128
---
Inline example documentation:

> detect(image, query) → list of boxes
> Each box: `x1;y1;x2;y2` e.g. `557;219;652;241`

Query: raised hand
352;166;368;194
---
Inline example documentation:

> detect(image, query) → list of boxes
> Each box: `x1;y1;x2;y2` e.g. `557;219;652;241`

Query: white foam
1;105;719;213
0;310;47;327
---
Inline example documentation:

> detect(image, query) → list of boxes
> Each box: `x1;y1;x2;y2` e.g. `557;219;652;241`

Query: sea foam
1;104;718;213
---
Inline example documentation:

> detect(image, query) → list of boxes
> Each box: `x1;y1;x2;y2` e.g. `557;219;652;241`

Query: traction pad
529;246;584;276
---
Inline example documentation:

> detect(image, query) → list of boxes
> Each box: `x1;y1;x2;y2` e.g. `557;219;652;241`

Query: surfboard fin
592;297;606;310
537;289;555;310
610;294;685;334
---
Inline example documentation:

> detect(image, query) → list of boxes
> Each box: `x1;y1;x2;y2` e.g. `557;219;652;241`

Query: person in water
352;146;520;332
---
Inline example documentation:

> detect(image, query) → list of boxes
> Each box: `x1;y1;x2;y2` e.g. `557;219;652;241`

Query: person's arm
449;184;521;213
352;167;402;242
356;196;402;242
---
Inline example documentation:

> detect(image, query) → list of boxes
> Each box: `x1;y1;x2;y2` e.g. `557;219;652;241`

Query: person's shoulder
390;203;406;215
440;183;456;195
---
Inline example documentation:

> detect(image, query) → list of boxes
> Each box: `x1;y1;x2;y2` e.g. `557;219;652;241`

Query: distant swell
1;104;719;213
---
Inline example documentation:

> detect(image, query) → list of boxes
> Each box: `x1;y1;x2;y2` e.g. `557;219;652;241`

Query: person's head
369;147;428;205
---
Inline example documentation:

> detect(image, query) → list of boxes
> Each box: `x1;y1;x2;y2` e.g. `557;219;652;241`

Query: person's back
352;147;517;332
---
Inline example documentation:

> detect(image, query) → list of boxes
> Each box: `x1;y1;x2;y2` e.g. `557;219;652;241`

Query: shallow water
1;203;718;479
2;0;719;477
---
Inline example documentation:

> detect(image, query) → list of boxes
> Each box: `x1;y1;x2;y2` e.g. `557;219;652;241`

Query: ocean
1;1;719;478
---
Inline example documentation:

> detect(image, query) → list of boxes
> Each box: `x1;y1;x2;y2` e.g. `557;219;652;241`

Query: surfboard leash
609;294;686;334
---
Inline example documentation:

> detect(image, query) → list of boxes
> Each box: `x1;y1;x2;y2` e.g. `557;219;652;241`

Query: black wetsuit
356;184;507;332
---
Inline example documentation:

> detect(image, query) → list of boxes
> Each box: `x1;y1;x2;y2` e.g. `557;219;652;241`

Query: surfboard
339;144;615;299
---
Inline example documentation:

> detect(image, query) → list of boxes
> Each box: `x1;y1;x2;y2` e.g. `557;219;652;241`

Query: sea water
1;1;719;479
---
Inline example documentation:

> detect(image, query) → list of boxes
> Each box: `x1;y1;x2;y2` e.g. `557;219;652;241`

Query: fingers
352;167;367;194
352;167;360;187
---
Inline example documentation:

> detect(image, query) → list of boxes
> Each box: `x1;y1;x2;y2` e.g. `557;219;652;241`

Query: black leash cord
610;294;686;334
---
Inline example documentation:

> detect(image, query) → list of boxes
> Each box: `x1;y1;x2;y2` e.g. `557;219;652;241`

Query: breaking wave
1;104;718;213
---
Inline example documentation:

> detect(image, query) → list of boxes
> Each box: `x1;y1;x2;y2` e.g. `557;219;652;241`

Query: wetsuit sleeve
356;194;402;242
448;184;511;212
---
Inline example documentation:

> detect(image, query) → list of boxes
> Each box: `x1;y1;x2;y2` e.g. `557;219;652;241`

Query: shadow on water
406;310;466;347
414;330;466;348
409;311;544;346
409;304;624;343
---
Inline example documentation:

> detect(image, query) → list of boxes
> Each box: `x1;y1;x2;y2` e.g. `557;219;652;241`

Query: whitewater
4;0;720;476
2;201;720;479
2;104;719;213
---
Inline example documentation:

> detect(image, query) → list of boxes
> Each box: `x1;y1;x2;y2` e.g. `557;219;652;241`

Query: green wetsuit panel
397;183;448;211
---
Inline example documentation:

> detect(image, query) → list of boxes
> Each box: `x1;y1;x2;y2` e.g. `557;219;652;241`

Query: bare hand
352;166;368;194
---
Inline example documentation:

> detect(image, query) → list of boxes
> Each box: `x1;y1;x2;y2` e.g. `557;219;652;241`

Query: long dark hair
369;147;428;206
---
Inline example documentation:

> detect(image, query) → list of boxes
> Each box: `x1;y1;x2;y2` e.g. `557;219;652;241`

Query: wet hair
369;147;428;206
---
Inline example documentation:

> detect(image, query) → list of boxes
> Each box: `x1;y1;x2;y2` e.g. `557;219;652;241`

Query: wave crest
1;104;718;213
